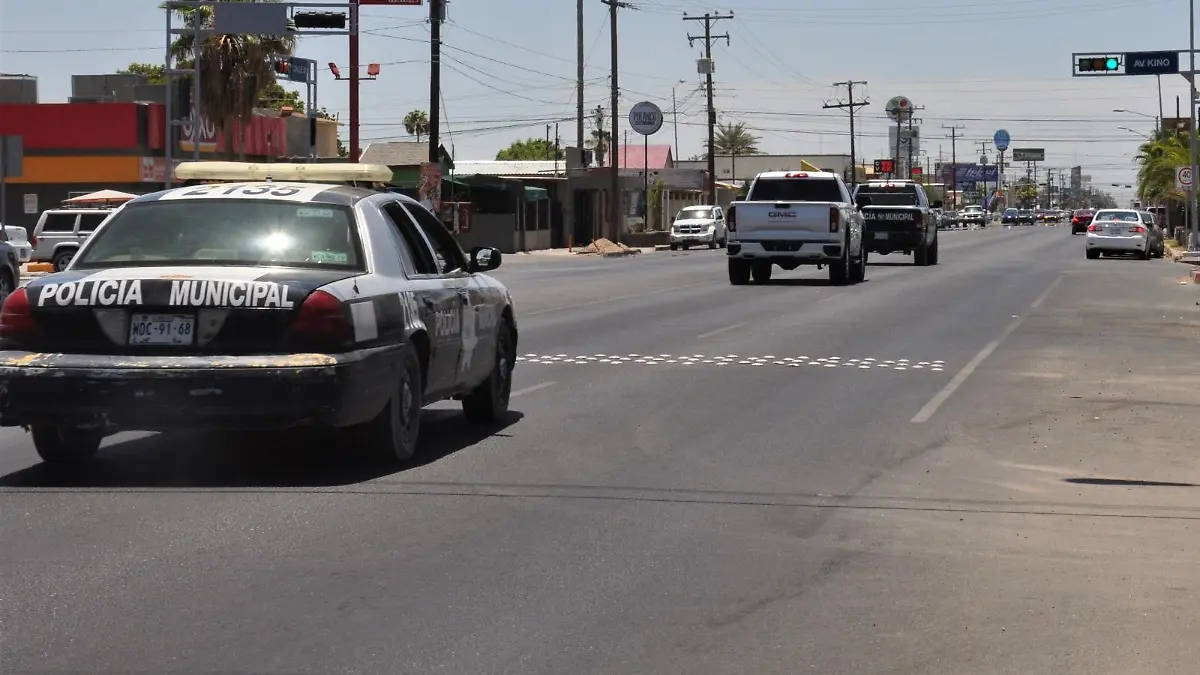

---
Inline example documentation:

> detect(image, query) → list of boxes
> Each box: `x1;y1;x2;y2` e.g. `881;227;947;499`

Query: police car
0;162;517;465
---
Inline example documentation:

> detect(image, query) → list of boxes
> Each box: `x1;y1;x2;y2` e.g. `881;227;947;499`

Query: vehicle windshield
1094;210;1140;222
676;207;714;220
73;199;364;270
963;206;982;212
750;177;843;202
1005;209;1017;214
854;184;920;207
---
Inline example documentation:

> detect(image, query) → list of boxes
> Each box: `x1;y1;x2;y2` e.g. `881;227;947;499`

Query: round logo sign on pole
885;96;913;122
993;129;1010;151
628;101;664;135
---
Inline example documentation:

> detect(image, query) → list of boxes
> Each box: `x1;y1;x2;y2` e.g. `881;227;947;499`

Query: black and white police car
0;162;517;465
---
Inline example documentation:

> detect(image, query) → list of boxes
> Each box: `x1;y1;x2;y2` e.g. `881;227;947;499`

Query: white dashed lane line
517;354;944;372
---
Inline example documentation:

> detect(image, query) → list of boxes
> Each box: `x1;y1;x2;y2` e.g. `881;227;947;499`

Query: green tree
404;110;430;142
165;0;296;158
587;105;609;166
257;81;304;113
117;62;167;84
1135;131;1188;205
711;121;761;156
1015;178;1039;207
495;138;563;161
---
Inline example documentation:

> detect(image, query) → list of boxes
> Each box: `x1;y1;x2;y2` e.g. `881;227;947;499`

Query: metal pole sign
0;135;23;228
628;101;663;135
288;56;315;84
993;129;1010;151
1176;165;1192;190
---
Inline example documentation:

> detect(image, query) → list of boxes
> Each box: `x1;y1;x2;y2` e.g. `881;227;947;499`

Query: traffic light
273;58;290;76
293;11;347;29
1078;56;1120;72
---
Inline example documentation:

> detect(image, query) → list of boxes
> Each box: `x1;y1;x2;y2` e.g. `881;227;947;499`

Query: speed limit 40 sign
1177;165;1193;190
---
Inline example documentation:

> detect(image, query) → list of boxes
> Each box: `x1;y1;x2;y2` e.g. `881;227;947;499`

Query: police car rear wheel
31;426;102;465
356;344;422;463
463;320;514;424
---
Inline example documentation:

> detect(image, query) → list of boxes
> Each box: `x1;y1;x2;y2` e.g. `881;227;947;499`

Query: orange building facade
0;102;291;228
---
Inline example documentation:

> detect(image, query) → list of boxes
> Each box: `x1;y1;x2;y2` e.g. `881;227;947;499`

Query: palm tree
166;0;296;159
1135;131;1188;205
712;121;760;156
587;128;611;166
404;110;430;143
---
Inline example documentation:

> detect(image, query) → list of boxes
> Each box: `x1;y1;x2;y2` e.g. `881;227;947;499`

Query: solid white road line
697;321;747;339
910;274;1062;424
511;382;555;398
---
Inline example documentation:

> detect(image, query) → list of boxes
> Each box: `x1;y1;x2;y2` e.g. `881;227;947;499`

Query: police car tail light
288;290;352;342
0;288;37;339
829;206;840;232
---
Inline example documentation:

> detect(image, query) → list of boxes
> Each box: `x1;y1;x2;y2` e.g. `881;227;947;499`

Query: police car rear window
72;200;364;271
854;185;919;207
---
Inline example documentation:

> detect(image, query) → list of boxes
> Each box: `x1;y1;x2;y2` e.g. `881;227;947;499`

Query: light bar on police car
173;161;394;184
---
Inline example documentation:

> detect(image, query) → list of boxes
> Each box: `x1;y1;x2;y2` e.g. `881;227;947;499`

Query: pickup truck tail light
829;205;840;232
727;205;736;232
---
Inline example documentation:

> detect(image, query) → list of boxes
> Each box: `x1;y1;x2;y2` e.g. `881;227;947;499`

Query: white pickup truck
725;171;866;285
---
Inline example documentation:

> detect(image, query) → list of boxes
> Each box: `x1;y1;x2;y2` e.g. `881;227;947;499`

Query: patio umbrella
64;190;138;204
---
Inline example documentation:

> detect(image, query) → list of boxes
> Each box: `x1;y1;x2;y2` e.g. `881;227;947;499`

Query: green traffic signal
1105;57;1119;70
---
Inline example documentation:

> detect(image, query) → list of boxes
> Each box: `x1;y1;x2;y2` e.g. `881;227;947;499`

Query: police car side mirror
468;246;502;273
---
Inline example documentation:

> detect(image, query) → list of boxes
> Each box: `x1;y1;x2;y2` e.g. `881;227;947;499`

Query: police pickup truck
725;171;866;285
852;179;941;266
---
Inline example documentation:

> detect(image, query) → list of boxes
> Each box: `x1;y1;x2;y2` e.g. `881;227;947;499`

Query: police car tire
463;320;515;425
913;241;929;266
356;344;422;463
928;236;939;265
31;426;102;465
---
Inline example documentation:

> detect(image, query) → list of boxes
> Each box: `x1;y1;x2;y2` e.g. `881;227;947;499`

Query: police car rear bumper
864;229;923;252
0;346;399;432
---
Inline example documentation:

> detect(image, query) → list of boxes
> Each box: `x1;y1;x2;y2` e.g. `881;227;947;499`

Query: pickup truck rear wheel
849;249;867;283
728;259;751;285
751;262;772;284
913;239;929;266
32;426;103;465
829;244;851;285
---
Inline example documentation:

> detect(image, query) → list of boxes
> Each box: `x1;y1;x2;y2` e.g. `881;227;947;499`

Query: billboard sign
1125;50;1179;76
1013;148;1045;162
941;164;999;183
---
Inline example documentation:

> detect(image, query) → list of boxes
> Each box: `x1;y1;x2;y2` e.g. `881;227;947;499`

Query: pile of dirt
576;238;640;257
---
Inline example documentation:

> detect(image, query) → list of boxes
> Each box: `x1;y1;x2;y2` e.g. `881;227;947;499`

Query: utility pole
685;11;733;206
427;0;444;164
600;0;631;243
904;108;923;179
576;0;585;156
942;125;964;210
822;80;869;185
976;139;989;208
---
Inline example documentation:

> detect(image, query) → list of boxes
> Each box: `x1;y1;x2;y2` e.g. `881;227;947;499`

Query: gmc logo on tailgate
768;211;796;218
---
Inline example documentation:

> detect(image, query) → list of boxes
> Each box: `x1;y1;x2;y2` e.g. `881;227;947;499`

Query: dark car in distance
1070;209;1096;234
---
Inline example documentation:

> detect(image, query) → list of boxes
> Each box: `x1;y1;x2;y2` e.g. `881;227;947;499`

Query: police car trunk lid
21;266;361;355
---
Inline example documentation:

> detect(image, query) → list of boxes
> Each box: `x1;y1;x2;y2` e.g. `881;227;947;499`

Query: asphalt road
3;224;1200;674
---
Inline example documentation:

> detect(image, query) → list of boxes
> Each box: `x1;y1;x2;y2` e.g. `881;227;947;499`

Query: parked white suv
31;207;117;271
669;205;727;250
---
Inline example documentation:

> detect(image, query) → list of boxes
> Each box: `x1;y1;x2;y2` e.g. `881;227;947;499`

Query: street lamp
1117;125;1151;140
1114;108;1159;136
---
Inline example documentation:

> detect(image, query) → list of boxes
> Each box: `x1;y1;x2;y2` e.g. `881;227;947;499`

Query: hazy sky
1;0;1191;201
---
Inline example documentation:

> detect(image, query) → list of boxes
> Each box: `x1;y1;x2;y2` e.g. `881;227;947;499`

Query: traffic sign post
628;102;663;229
1177;165;1192;191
